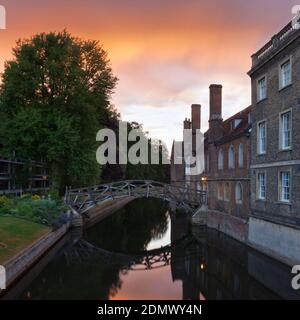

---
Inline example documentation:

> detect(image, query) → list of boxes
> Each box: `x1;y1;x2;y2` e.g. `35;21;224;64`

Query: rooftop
249;18;300;74
205;106;251;145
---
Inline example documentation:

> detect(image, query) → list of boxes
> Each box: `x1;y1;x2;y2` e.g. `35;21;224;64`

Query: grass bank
0;216;49;264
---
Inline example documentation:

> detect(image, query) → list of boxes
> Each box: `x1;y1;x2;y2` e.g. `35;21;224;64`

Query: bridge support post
71;208;84;228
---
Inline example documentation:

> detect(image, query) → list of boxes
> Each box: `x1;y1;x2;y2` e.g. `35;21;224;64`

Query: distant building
0;147;49;194
170;104;202;190
248;19;300;265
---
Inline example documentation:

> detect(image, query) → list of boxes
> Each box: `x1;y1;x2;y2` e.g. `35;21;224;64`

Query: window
280;111;291;150
228;145;235;169
224;183;230;201
279;171;291;202
257;173;266;200
280;59;292;89
238;144;244;168
235;182;243;204
217;183;223;200
218;149;224;170
257;121;266;154
257;76;267;101
231;119;242;130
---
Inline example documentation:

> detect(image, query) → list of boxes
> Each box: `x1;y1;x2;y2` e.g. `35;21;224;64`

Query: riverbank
1;222;70;291
0;216;49;264
0;196;134;293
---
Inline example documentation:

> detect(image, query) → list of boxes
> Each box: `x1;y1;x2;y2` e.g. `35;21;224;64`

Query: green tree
0;31;118;192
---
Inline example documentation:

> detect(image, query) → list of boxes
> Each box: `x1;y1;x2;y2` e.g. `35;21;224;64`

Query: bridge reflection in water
2;198;300;300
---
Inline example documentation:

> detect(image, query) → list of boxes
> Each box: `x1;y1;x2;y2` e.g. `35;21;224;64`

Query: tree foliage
0;31;118;192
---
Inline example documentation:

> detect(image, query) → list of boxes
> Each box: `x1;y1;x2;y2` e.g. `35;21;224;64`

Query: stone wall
85;197;135;227
248;216;300;266
206;210;248;243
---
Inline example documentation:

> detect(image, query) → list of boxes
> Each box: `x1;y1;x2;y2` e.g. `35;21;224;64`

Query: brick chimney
191;104;201;132
209;84;223;140
183;118;191;129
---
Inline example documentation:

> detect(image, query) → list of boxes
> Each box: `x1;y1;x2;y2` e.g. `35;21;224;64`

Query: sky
0;0;299;150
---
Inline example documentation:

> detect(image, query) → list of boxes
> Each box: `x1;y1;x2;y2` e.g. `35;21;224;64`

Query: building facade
171;19;300;265
248;20;300;265
200;85;251;241
170;85;251;242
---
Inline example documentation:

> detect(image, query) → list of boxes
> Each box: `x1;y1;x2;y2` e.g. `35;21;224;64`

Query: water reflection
2;198;300;300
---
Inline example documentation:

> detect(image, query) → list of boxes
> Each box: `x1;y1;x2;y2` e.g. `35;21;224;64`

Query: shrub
0;195;10;207
0;195;69;226
32;194;41;201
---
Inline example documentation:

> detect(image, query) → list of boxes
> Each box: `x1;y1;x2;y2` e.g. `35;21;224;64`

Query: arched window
229;145;235;169
238;144;244;168
218;149;224;170
235;182;243;204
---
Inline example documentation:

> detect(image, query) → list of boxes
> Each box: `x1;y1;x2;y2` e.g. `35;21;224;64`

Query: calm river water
2;198;300;300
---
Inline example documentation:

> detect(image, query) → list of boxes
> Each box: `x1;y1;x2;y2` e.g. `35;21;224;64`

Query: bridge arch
65;180;207;215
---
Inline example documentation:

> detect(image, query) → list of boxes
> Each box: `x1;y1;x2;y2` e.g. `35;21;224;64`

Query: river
2;198;300;300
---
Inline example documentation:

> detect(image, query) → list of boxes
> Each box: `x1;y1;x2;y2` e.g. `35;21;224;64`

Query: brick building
200;85;251;241
248;20;300;265
170;85;251;242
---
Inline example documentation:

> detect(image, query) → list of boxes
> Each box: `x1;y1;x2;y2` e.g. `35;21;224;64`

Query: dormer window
231;119;242;130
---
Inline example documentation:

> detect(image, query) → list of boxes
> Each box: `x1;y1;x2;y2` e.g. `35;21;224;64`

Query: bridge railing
65;180;207;214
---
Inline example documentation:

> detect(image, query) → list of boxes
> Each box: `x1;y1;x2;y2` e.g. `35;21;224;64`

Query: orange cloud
0;0;297;149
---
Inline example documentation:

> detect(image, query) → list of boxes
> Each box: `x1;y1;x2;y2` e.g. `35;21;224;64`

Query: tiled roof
205;106;251;145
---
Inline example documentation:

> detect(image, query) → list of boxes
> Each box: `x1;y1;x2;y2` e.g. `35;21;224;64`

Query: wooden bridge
65;180;207;215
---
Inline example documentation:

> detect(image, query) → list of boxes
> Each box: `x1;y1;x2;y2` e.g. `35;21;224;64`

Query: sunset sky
0;0;298;150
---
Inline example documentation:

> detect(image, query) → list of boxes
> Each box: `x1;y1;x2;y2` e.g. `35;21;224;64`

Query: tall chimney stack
209;84;223;140
191;104;201;131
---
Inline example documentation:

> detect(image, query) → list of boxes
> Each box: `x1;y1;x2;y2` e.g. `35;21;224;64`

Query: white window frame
218;149;224;170
279;58;292;89
257;120;267;155
278;170;291;203
257;76;267;102
257;172;266;200
238;143;244;168
235;182;243;204
279;109;292;151
228;145;235;169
